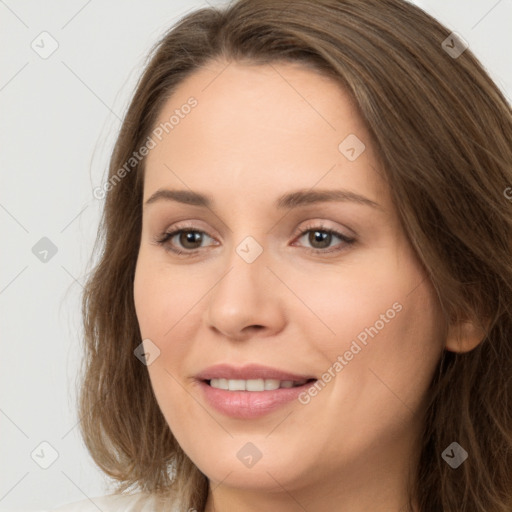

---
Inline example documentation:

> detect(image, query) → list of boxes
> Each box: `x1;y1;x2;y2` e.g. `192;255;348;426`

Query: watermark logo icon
134;338;161;366
32;237;58;263
31;441;59;469
236;236;263;264
31;31;59;59
441;32;468;59
442;441;468;468
236;442;262;468
338;134;366;161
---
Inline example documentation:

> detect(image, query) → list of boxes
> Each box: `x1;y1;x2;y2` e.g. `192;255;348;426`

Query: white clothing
37;492;181;512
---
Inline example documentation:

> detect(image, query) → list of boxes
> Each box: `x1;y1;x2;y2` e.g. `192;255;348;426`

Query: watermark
32;236;58;263
31;441;59;469
134;338;161;366
298;301;403;405
338;133;366;161
93;96;198;200
441;32;468;59
442;441;468;469
237;442;263;468
236;236;263;263
31;31;59;59
504;186;512;200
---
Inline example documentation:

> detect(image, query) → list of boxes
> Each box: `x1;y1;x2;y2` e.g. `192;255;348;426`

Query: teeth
264;379;280;390
209;378;308;391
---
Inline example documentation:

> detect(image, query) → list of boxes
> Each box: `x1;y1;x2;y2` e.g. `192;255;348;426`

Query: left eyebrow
143;187;381;210
275;188;381;210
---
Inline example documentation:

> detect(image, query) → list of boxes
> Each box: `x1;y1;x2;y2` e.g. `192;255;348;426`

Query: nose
202;244;286;341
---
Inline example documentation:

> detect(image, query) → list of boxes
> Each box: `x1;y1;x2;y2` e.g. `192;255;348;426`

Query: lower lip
197;380;316;419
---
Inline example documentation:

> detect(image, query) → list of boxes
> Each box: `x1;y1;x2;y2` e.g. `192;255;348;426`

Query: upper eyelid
164;222;218;241
162;222;353;248
164;221;347;238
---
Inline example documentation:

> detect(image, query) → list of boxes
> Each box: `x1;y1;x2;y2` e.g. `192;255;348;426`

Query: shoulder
45;492;180;512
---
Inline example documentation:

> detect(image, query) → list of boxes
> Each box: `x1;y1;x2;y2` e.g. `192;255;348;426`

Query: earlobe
444;318;489;353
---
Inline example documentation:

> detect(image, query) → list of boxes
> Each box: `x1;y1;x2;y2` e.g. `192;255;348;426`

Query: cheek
301;246;445;400
133;249;203;341
133;254;199;430
133;251;207;406
282;254;421;355
318;268;445;425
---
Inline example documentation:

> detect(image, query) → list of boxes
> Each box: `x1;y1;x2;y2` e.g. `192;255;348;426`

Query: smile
198;379;318;419
207;378;311;391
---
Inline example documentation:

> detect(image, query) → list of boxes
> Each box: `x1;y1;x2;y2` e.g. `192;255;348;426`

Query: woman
51;0;512;510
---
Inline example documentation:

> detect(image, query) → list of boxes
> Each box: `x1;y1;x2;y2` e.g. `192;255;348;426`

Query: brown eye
153;227;216;255
292;224;356;255
153;223;355;257
178;230;204;250
307;230;332;249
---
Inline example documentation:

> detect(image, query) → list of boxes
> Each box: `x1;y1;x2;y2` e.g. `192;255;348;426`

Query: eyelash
152;222;356;257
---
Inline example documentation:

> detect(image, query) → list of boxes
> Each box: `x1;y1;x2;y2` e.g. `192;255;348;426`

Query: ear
445;316;489;353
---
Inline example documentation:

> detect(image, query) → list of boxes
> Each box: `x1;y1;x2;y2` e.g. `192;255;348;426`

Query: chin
201;459;302;492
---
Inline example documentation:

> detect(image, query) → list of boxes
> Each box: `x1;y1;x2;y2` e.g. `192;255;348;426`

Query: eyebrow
144;188;381;210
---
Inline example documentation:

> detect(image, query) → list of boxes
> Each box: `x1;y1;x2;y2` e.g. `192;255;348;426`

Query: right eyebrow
144;189;212;208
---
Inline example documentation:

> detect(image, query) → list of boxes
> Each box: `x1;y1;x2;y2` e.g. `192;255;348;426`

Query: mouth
194;364;318;418
197;377;318;419
195;363;317;383
204;378;317;391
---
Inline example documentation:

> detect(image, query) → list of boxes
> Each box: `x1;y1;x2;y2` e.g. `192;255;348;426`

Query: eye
152;223;217;255
152;222;356;256
292;222;356;254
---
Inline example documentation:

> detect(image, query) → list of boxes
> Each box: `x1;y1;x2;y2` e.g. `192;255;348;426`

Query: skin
133;60;479;512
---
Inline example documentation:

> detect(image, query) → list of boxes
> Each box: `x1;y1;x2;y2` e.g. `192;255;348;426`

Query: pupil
310;230;330;248
181;231;201;249
178;230;331;250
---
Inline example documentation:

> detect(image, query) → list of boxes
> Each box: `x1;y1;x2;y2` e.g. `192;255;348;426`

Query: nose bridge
214;234;269;311
215;207;270;286
203;231;284;338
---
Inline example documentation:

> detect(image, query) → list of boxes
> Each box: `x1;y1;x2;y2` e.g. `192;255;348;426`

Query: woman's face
133;60;446;508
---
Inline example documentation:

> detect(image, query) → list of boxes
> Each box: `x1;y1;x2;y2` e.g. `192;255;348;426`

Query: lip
197;380;316;419
194;364;317;419
195;363;316;381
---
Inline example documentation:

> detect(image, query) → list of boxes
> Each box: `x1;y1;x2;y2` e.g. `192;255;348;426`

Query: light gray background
1;1;510;510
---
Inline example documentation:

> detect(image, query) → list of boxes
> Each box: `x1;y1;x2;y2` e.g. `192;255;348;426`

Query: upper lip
195;363;317;381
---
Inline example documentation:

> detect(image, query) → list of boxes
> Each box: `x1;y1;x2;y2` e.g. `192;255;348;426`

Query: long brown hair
79;0;512;510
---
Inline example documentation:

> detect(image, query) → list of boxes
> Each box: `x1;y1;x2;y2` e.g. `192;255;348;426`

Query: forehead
143;60;388;209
